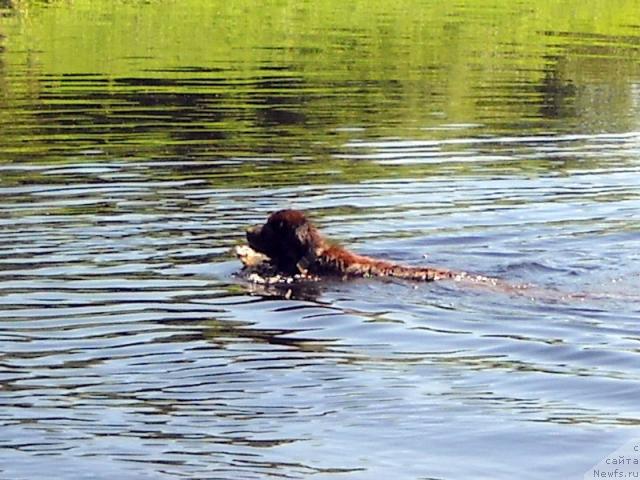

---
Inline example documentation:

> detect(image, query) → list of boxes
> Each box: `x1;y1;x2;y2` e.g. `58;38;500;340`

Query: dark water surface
1;1;640;479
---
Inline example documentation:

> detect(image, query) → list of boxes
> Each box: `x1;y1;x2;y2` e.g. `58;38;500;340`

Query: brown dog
242;210;619;304
245;209;468;281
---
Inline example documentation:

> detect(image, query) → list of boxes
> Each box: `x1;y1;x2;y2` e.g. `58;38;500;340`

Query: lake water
1;1;640;479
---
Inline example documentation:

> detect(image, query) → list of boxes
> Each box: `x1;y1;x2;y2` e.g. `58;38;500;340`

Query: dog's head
246;209;323;274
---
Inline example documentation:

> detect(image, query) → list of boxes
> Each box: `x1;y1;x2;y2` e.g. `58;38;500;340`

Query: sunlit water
1;2;640;479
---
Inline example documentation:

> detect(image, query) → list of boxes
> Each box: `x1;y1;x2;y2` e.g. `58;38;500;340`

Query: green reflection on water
0;0;639;181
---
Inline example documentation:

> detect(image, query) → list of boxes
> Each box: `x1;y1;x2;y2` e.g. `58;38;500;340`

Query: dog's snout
246;225;260;236
246;225;263;244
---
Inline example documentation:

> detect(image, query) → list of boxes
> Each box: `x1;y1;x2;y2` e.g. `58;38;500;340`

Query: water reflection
0;5;639;163
1;1;640;480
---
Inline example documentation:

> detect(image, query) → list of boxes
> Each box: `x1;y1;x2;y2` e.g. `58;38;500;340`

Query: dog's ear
293;222;321;274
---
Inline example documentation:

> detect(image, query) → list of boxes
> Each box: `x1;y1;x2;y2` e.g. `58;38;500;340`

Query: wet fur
246;209;463;281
